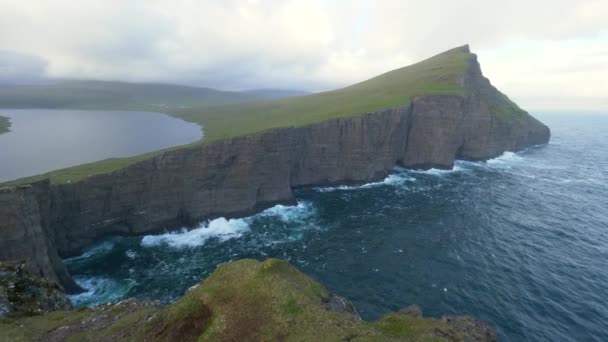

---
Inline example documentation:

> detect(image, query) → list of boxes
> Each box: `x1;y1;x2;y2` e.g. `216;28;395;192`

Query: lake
0;109;202;182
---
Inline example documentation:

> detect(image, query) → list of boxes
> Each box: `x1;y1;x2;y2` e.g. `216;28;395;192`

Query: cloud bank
0;0;606;110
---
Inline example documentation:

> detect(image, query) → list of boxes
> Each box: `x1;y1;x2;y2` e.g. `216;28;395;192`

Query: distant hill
0;80;307;110
242;89;311;99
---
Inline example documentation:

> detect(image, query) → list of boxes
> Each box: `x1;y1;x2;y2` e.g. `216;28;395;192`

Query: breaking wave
314;170;416;192
140;201;317;249
64;240;115;263
141;217;250;248
258;201;315;222
68;276;136;307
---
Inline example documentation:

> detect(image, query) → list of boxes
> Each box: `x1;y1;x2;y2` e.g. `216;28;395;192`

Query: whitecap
486;151;524;166
409;165;465;176
141;217;250;248
257;201;315;222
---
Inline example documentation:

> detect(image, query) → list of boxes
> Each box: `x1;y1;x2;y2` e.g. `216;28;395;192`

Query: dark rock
323;293;361;319
435;316;497;342
0;260;71;318
399;304;422;317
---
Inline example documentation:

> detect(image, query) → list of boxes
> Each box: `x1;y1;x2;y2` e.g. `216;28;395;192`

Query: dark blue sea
66;112;608;341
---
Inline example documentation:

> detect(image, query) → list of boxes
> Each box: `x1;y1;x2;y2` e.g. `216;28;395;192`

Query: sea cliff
0;46;550;293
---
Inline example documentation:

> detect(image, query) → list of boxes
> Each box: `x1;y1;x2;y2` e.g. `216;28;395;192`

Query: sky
0;0;606;111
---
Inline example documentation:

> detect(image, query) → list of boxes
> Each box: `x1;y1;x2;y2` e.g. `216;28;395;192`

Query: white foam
409;165;465;176
141;217;250;248
314;170;416;192
486;151;524;166
258;201;315;222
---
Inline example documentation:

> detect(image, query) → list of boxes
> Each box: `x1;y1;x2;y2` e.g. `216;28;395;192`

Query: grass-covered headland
1;45;526;186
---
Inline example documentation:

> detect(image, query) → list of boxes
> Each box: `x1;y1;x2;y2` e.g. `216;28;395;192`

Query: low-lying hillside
0;259;496;341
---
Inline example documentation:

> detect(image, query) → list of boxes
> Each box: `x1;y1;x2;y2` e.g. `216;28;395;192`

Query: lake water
65;112;608;341
0;109;202;182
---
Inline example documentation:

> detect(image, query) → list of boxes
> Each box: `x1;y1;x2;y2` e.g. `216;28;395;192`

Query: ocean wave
314;171;416;192
68;276;136;307
64;240;115;263
258;201;315;222
486;151;524;166
408;165;466;176
140;201;317;249
454;151;525;171
141;217;250;248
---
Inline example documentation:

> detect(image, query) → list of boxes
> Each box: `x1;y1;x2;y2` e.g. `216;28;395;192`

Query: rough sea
65;112;608;341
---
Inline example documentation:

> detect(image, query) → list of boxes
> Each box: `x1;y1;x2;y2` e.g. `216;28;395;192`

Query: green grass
171;46;471;143
0;115;10;134
0;258;491;341
2;46;474;186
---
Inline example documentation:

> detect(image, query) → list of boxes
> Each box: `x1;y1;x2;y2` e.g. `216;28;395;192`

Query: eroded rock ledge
0;258;496;341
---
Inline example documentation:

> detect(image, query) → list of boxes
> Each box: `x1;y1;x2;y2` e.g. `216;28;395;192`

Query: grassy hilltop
0;115;10;134
3;45;527;185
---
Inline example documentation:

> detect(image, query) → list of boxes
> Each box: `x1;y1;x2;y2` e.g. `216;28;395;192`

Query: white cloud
0;0;606;110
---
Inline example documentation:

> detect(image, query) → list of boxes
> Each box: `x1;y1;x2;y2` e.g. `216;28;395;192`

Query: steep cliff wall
0;53;550;291
0;182;79;292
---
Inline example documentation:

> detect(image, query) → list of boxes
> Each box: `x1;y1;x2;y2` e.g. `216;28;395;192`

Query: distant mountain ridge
0;79;309;110
242;88;311;99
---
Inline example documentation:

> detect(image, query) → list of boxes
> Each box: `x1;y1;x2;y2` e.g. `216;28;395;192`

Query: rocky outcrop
0;48;550;292
0;183;80;292
0;261;71;318
0;259;496;341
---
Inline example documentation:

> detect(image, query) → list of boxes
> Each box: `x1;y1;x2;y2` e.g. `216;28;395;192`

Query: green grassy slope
173;46;471;143
0;259;493;341
0;80;257;111
0;115;10;134
2;46;473;185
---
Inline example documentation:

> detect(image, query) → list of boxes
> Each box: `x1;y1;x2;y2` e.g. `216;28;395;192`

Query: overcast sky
0;0;606;111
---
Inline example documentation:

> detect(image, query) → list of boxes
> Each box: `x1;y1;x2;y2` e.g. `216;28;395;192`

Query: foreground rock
0;258;496;341
0;261;71;318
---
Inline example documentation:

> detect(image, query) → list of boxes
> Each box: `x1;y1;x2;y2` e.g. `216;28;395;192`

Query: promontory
0;45;549;341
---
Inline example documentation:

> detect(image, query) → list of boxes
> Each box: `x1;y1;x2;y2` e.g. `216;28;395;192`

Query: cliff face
0;49;550;291
0;183;79;292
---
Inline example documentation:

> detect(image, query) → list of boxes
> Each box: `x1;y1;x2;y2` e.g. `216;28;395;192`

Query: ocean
65;112;608;341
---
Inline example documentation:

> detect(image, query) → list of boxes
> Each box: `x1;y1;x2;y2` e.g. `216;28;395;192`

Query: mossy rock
0;261;71;318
